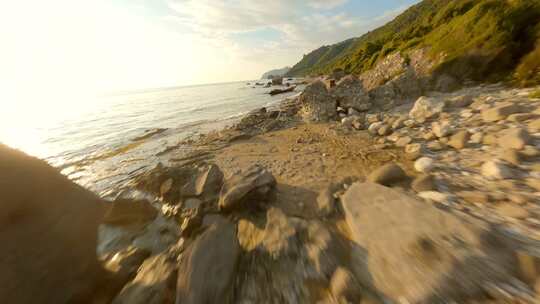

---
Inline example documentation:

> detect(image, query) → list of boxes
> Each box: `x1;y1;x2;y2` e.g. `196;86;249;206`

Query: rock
218;165;276;211
113;253;177;304
352;117;364;130
395;136;412;147
377;124;392;136
418;191;452;203
521;145;540;159
414;157;435;173
481;161;515;180
411;174;436;192
405;143;423;160
332;75;371;111
403;119;416;127
298;81;337;122
529;118;540;131
0;144;105;304
516;251;540;287
495;203;529;219
435;74;459;92
347;107;361;116
507;113;536;122
501;149;521;166
368;122;383;135
341;182;516;303
470;132;484;144
448;130;469;149
181;164;224;198
261;207;303;257
409;96;445;121
103;198;158;227
432;121;451;138
131;215;181;255
366;113;381;124
316;186;335;217
458;191;490;204
482;133;498;146
481;102;522;122
427;141;445;151
445;95;473;108
160;178;173;198
341;116;363;130
102;247;152;300
526;178;540;191
176;220;240;304
367;163;407;186
497;128;531;150
330;267;362;303
392;118;406;130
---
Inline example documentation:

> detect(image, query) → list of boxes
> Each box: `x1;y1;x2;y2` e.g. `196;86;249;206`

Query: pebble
414;157;435;173
418;191;452;203
481;161;515;180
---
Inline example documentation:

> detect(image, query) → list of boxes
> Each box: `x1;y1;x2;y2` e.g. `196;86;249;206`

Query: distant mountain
287;0;540;86
261;67;291;79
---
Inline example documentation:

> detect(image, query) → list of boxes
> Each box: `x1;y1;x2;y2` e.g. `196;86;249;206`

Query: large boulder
218;165;276;211
331;75;371;111
409;96;445;121
341;182;516;303
0;144;105;303
298;81;337;123
176;219;240;304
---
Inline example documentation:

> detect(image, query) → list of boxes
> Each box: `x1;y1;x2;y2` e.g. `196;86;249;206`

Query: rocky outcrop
298;81;337;123
0;144;105;304
331;75;371;111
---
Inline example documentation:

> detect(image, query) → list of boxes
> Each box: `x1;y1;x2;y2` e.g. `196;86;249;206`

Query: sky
0;0;420;102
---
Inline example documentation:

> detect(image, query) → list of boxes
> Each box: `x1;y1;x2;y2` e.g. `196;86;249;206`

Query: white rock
481;161;515;180
418;191;452;203
414;157;435;173
409;96;445;121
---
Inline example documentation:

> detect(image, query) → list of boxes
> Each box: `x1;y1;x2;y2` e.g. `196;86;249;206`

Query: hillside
287;0;540;86
261;66;291;79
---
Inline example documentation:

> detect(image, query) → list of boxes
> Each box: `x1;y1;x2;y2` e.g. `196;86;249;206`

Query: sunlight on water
0;81;303;166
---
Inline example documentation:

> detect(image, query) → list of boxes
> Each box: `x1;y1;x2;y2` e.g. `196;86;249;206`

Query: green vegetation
287;0;540;86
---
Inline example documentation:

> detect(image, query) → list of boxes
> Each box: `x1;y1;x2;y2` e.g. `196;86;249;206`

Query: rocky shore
2;74;540;303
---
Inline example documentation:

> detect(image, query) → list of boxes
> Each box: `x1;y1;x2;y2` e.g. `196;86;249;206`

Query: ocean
1;80;304;193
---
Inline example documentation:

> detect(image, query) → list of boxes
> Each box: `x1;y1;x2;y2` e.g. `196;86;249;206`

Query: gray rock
332;75;371;111
341;182;516;303
176;220;240;304
219;165;276;211
298;81;337;123
367;163;407;186
113;253;177;304
409;96;445;121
